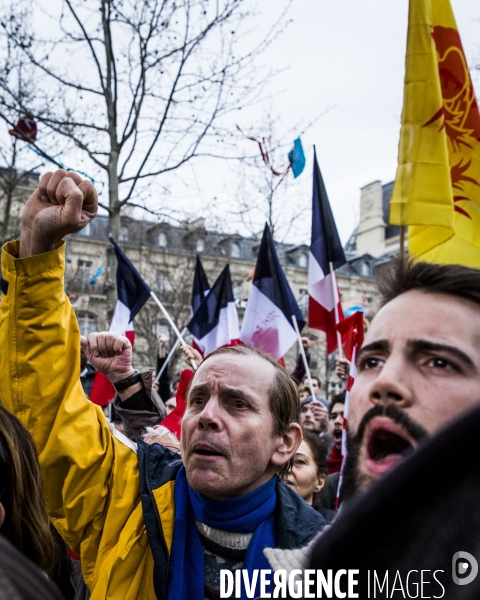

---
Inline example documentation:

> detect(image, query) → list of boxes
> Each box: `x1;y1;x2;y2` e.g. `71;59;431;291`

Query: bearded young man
0;170;325;600
307;260;480;599
340;259;480;500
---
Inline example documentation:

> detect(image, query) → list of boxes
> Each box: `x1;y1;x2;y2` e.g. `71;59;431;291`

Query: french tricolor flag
308;149;346;354
89;238;151;406
240;223;305;359
187;265;240;357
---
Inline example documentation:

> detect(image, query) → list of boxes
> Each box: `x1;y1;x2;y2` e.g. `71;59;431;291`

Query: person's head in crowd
302;375;322;396
300;397;328;434
171;377;181;395
298;384;311;402
165;396;176;415
329;392;345;452
285;430;329;506
343;259;480;499
181;344;302;499
0;406;58;572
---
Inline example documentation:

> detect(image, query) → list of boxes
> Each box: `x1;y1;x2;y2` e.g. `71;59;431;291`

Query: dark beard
341;403;429;502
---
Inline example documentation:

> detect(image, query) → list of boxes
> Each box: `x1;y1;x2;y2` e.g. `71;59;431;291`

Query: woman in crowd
0;405;67;598
0;405;58;570
285;430;337;524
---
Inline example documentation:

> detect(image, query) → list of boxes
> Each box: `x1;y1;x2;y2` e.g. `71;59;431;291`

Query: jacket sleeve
113;369;167;439
0;241;141;578
290;351;309;385
156;355;171;403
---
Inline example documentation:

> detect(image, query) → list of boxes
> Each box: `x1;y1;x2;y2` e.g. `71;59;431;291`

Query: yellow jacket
0;241;176;600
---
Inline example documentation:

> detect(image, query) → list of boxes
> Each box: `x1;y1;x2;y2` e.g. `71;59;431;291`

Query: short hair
329;391;345;418
199;345;300;477
377;259;480;309
301;430;329;479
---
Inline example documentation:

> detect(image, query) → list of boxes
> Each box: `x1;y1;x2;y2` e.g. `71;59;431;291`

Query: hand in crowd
181;344;203;369
80;332;134;383
157;334;168;359
336;357;351;380
300;336;312;356
310;400;328;424
19;169;98;258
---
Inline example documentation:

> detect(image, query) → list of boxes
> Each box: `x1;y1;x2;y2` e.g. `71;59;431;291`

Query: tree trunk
107;151;120;307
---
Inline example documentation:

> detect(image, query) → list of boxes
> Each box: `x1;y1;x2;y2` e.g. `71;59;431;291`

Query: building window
119;226;129;242
156;273;170;294
82;222;91;236
76;312;97;338
196;238;205;253
230;242;240;258
77;259;92;278
298;253;308;268
298;289;308;315
158;231;168;248
361;261;370;277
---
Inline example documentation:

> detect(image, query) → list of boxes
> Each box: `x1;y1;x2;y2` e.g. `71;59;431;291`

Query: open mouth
333;428;343;441
195;449;222;456
192;442;225;458
363;418;415;475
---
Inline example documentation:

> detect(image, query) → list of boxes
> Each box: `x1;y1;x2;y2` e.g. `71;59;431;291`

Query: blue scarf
167;466;277;600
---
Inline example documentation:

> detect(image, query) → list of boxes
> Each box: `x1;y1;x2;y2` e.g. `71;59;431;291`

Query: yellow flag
390;0;480;267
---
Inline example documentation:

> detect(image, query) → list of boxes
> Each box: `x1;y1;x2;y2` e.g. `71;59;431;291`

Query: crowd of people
1;169;479;599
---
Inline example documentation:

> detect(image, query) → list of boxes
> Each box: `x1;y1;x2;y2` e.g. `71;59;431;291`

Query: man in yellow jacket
0;169;325;600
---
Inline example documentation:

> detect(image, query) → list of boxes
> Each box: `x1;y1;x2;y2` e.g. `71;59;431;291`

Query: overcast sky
182;0;480;244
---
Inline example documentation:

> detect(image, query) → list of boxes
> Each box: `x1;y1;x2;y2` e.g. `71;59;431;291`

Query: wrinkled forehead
190;352;277;396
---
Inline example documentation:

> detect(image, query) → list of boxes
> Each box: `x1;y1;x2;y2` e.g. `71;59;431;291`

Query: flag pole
329;262;344;361
399;225;405;259
292;314;316;400
149;292;197;371
155;327;188;383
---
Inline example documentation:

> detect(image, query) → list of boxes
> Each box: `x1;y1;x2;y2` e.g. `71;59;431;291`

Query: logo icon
452;551;478;585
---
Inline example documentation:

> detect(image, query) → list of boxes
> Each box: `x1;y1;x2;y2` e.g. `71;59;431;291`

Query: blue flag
288;138;306;178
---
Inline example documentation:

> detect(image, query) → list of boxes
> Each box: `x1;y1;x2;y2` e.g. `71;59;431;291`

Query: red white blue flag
308;148;346;354
187;265;240;357
89;238;151;406
240;223;305;359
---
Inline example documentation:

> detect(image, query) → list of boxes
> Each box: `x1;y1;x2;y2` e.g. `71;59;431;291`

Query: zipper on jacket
144;445;171;584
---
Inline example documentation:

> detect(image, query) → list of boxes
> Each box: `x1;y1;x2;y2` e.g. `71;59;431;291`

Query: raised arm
0;170;141;583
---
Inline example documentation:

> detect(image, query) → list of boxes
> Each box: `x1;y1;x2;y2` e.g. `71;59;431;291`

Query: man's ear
0;502;5;528
270;423;303;468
